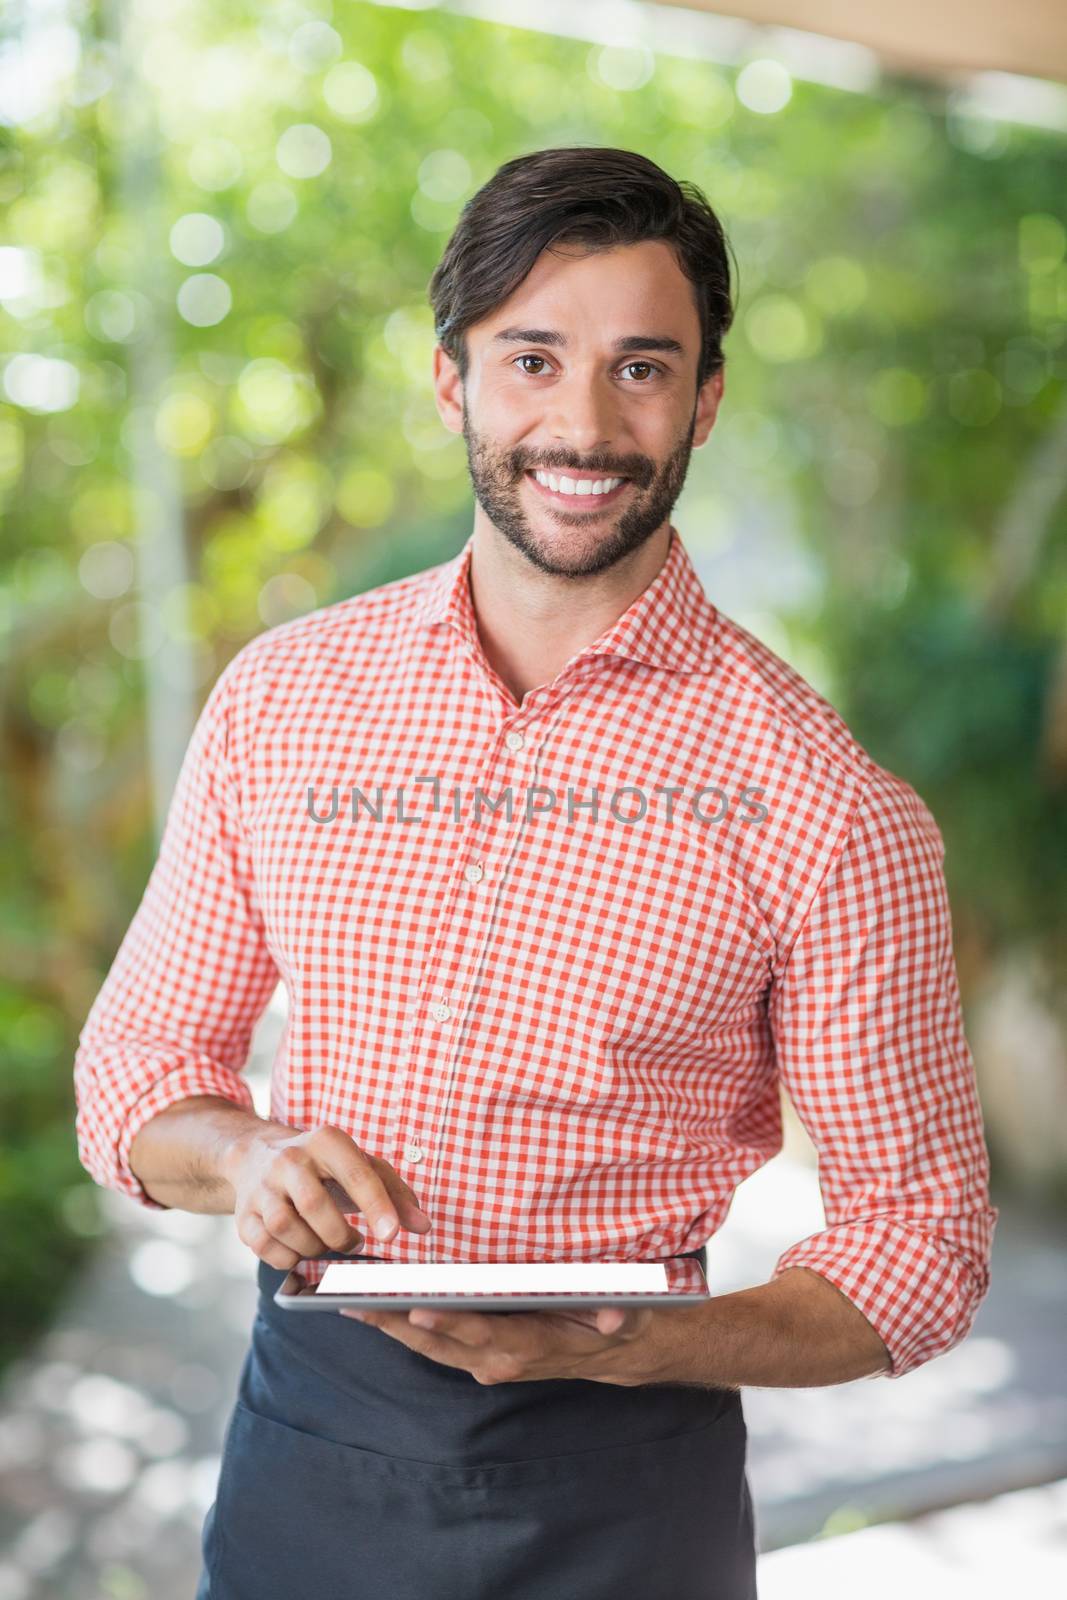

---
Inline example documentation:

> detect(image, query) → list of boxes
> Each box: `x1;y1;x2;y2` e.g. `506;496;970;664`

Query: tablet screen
316;1260;669;1297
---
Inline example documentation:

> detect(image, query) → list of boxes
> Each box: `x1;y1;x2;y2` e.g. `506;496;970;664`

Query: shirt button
504;730;525;752
405;1143;424;1163
464;861;484;884
430;1001;451;1022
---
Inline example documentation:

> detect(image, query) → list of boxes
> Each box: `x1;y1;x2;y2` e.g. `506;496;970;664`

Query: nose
546;368;620;463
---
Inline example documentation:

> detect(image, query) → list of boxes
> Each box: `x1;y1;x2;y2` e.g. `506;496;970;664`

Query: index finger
316;1133;424;1242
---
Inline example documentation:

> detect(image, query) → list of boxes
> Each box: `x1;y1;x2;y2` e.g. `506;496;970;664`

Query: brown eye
513;355;661;380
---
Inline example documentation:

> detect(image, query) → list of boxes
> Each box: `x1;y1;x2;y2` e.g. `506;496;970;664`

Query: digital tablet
273;1255;709;1313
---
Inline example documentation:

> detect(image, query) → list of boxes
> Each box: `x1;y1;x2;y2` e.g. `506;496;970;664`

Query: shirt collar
409;524;720;677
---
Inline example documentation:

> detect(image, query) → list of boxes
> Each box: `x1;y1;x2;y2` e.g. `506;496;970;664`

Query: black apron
196;1248;757;1599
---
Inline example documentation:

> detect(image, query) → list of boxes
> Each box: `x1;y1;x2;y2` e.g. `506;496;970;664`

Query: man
74;146;998;1599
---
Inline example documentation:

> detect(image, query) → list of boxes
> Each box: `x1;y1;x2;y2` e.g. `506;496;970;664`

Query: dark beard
460;402;698;580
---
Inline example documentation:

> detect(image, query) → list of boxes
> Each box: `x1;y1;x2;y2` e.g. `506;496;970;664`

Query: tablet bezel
272;1254;709;1312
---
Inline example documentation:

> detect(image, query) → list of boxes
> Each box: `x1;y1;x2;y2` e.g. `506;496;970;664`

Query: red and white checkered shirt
74;525;998;1377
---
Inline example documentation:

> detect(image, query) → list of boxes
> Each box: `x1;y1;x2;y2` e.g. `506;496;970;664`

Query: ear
692;368;724;449
433;345;465;435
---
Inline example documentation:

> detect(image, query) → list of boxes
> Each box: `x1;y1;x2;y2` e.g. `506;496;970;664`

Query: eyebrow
490;327;685;358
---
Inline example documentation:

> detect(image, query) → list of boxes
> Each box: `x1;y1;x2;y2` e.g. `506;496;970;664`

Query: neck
466;521;673;707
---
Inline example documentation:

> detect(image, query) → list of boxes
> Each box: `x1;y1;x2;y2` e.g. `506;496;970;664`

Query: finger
282;1168;368;1253
534;1306;600;1328
533;1306;636;1336
557;1307;618;1330
596;1308;626;1335
315;1132;432;1242
549;1305;647;1336
256;1194;340;1260
260;1146;365;1253
365;1153;435;1232
339;1310;482;1372
241;1215;301;1270
395;1307;496;1348
407;1308;608;1354
598;1307;654;1338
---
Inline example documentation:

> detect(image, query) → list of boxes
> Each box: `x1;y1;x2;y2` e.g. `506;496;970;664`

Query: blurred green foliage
1;1;1065;1371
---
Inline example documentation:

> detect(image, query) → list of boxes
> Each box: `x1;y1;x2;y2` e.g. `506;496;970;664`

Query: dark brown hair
428;146;735;394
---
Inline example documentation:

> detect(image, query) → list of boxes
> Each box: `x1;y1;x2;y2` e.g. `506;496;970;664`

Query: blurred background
1;0;1065;1594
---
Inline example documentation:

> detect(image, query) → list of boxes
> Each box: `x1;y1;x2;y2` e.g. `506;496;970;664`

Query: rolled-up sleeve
73;654;281;1210
768;769;999;1378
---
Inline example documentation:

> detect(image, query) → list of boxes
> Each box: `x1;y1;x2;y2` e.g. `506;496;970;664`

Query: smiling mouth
524;470;632;509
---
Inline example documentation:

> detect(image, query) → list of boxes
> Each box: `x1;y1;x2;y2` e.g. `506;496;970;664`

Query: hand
223;1123;432;1271
338;1301;664;1387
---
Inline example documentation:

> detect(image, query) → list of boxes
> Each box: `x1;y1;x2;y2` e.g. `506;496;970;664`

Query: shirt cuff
771;1213;996;1379
114;1066;258;1211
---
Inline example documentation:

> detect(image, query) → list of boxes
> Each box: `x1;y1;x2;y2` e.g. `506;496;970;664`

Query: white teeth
533;471;624;496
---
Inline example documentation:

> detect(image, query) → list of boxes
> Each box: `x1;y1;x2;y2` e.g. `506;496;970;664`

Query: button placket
442;727;544;1029
454;715;540;903
394;714;544;1213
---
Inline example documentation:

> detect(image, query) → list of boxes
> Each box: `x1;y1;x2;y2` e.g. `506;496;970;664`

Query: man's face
433;239;723;579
